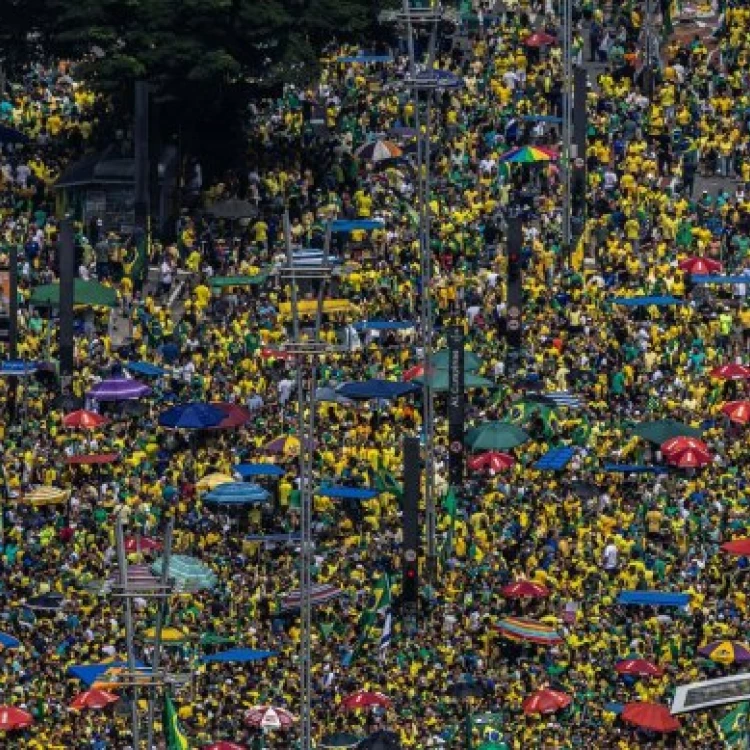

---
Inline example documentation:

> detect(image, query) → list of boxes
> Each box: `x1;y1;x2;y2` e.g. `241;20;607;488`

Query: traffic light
506;216;523;353
507;248;522;282
403;554;418;604
402;437;421;612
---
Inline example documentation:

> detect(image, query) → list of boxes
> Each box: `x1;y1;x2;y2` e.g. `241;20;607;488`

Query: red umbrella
65;453;119;465
62;410;110;429
525;32;556;47
522;688;572;714
660;436;708;457
124;536;163;553
69;689;119;710
340;690;391;711
468;451;515;473
501;580;549;599
615;659;664;677
403;364;425;381
622;702;680;733
0;705;33;730
202;743;247;750
667;448;712;469
678;256;723;275
711;363;750;380
721;401;750;425
721;538;750;555
209;403;252;430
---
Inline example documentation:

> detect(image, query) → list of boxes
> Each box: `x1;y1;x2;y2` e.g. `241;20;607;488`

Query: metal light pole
561;0;573;262
399;0;444;581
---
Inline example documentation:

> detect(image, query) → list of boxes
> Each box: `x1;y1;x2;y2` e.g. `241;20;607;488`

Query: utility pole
561;0;573;263
58;219;76;383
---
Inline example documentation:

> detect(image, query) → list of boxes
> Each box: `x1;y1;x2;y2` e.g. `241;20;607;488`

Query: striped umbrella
63;410;110;429
355;140;403;162
151;555;218;592
340;691;391;711
87;377;152;401
679;256;723;275
667;448;712;469
0;706;33;730
501;581;549;599
661;436;709;457
499;145;558;163
468;452;515;473
69;689;119;710
494;617;563;645
203;482;271;506
698;640;750;665
22;486;69;507
615;659;664;677
522;688;571;714
711;363;750;380
280;584;344;612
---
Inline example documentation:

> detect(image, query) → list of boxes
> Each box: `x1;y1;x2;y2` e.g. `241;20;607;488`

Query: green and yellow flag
720;701;749;748
163;693;190;750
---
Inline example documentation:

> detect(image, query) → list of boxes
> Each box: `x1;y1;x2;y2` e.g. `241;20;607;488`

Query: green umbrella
29;279;118;307
199;632;236;646
415;371;495;392
319;732;363;748
631;418;702;444
151;554;218;592
465;422;530;451
430;348;483;371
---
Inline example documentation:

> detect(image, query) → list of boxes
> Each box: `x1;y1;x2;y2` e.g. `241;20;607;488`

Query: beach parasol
499;145;558;163
0;706;33;730
124;536;162;553
87;377;152;401
679;256;722;275
711;363;750;380
465;422;530;451
22;486;69;507
721;538;750;556
340;690;391;711
721;401;750;424
208;402;252;429
525;31;556;47
632;419;702;443
622;702;680;733
468;451;515;473
196;473;234;491
522;688;572;714
69;689;119;710
697;641;750;665
494;617;563;645
244;705;295;729
501;581;550;599
615;659;665;677
158;402;225;430
151;555;218;592
355;140;403;162
63;410;110;429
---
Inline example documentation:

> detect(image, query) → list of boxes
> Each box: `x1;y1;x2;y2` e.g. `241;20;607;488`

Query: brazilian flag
163;693;190;750
123;228;149;282
720;702;749;747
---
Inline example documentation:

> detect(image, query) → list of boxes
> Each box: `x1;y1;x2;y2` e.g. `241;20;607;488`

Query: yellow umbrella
141;626;193;643
196;473;233;491
23;486;69;506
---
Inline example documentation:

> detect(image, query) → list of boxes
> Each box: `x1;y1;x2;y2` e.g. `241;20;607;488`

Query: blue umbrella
127;361;168;377
159;402;225;430
337;379;419;401
204;482;271;505
0;633;19;648
234;463;285;479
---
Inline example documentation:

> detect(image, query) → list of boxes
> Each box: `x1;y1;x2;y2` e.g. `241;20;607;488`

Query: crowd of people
1;0;750;748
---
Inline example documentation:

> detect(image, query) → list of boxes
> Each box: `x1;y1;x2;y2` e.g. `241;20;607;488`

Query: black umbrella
568;480;600;499
358;730;401;750
522;393;558;407
207;197;257;220
52;394;84;411
447;680;490;700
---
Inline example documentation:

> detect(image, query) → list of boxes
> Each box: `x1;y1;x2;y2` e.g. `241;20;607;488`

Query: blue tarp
316;485;380;500
330;220;384;233
204;482;270;505
68;660;147;686
234;463;285;478
610;296;685;307
0;360;37;376
200;648;276;664
337;55;393;63
603;464;669;474
534;447;576;471
692;275;750;284
337;379;419;401
127;361;168;377
617;591;690;607
353;320;415;331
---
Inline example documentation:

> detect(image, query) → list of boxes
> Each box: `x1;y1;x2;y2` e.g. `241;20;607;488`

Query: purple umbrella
87;378;152;401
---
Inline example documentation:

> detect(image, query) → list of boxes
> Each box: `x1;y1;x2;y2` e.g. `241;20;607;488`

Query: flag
125;228;149;282
353;573;391;665
163;693;190;750
374;468;402;499
720;701;749;748
379;611;392;663
440;487;458;563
